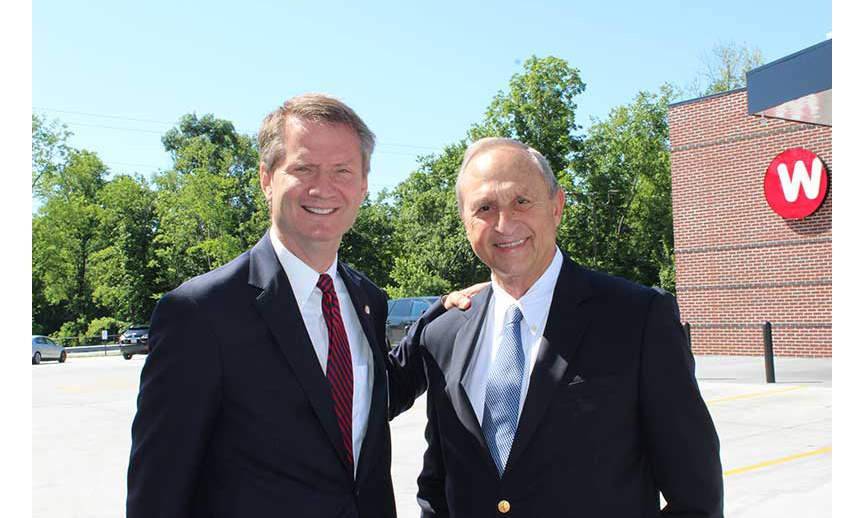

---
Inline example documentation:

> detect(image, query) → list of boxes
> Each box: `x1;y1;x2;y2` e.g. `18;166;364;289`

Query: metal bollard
683;322;692;351
762;322;775;383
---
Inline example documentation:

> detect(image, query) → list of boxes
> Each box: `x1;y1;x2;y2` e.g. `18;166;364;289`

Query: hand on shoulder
442;281;490;310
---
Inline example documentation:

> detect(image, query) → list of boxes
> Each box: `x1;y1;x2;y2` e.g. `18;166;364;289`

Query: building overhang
746;39;832;126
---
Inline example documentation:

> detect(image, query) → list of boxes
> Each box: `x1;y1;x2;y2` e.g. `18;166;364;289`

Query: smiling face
458;145;565;298
260;118;367;271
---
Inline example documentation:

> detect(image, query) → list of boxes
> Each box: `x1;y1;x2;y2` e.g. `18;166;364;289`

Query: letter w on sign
777;158;822;202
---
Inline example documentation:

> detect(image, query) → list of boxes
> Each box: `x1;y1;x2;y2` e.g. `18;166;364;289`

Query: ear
259;163;272;204
553;188;565;226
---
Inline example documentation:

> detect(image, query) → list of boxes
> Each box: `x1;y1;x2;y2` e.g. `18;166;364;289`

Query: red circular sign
763;148;828;219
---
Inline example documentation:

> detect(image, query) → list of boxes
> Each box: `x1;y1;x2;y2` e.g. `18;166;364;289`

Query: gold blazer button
497;500;511;513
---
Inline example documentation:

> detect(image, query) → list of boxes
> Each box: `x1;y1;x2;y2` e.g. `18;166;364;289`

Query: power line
34;107;442;150
58;122;427;157
65;122;166;134
33;107;172;125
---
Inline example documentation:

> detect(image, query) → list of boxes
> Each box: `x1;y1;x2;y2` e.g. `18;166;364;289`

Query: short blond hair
258;93;375;176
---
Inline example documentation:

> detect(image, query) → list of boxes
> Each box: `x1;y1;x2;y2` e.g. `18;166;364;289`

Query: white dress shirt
463;248;563;425
269;227;373;475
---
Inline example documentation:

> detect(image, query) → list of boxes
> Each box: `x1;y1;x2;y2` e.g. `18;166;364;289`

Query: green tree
32;114;72;198
386;141;488;297
386;56;587;297
340;192;399;289
32;150;109;333
565;85;676;290
471;55;586;180
89;174;159;323
152;113;266;294
385;56;678;296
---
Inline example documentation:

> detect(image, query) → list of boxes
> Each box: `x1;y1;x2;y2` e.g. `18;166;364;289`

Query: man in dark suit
410;137;723;517
126;94;426;518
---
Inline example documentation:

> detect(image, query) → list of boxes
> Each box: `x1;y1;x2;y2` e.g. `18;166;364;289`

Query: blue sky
32;0;832;199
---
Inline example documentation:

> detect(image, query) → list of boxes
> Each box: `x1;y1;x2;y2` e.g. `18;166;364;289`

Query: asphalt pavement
32;354;831;518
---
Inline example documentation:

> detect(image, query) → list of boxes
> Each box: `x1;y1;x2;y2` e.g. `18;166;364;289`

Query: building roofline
668;87;747;109
747;39;831;76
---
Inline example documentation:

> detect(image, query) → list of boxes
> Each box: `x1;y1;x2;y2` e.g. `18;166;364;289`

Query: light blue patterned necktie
482;304;525;476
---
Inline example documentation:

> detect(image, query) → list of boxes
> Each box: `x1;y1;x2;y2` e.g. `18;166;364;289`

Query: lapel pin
364;305;370;315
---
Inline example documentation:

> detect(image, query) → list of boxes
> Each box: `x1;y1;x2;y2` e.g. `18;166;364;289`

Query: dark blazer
413;255;723;518
127;233;425;518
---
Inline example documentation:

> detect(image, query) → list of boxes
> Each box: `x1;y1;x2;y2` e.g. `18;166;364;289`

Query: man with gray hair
127;93;429;518
406;137;724;517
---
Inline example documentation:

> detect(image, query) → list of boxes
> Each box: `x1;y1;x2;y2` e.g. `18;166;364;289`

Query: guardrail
65;344;121;355
56;334;122;348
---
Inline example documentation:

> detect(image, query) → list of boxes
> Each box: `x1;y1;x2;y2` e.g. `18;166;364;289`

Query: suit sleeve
126;290;222;518
639;291;724;518
386;299;447;420
416;326;450;518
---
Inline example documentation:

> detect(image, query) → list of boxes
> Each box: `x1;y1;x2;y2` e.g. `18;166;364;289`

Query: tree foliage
385;56;676;296
472;55;586;175
385;141;488;297
32;114;72;198
32;148;109;334
340;193;399;289
151;114;265;294
31;113;267;337
564;85;676;290
691;41;764;96
90;174;159;323
33;51;691;336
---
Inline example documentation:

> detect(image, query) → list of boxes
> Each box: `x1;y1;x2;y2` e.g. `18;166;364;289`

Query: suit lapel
248;234;349;474
338;263;386;484
506;256;593;472
442;288;500;475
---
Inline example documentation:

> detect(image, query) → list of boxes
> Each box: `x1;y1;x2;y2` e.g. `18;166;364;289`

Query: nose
494;208;517;234
307;171;335;198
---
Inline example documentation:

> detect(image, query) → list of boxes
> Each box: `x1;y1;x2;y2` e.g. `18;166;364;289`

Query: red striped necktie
317;273;354;471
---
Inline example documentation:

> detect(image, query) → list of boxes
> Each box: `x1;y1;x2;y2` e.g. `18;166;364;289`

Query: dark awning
746;39;831;126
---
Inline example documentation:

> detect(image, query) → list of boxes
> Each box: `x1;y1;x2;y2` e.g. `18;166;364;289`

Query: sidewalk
694;354;832;386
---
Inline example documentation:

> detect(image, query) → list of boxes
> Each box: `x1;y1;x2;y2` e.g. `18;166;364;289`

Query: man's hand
442;282;490;310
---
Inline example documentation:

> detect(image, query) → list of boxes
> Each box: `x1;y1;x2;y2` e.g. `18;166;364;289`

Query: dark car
119;324;149;359
386;296;439;347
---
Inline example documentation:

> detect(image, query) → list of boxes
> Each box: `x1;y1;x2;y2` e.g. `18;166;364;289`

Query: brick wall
669;89;832;357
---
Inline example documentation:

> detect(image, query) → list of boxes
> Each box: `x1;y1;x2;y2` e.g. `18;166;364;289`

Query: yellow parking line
723;447;832;476
707;386;805;404
54;385;138;392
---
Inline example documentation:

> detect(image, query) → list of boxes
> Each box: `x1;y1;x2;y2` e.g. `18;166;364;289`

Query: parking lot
32;354;831;518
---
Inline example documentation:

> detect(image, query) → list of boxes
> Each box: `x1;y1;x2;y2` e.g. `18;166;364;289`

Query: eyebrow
285;160;315;168
468;197;494;210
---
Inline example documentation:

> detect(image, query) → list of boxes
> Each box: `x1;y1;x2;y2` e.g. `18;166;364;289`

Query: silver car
32;335;66;365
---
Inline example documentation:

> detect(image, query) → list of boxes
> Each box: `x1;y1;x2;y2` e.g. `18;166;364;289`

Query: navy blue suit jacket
127;233;425;518
412;256;723;517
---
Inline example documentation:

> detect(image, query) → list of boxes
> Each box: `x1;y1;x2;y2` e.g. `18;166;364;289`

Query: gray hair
455;137;560;213
258;93;375;177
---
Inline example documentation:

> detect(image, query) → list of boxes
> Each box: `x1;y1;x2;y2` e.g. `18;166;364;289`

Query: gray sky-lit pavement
33;355;830;518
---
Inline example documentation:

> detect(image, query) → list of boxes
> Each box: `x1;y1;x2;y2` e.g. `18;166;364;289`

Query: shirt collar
269;226;339;309
490;247;563;335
